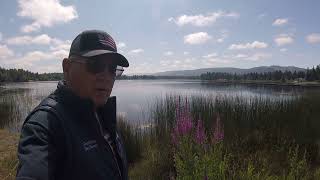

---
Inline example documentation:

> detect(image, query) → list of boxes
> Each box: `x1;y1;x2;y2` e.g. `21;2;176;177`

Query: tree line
117;75;199;80
1;65;320;82
0;67;63;82
200;65;320;82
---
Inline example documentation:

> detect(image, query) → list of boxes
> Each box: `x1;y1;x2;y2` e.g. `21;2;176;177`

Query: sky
0;0;319;75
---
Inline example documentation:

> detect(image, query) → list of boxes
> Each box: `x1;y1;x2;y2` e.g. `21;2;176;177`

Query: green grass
0;130;18;180
124;93;320;179
1;93;320;179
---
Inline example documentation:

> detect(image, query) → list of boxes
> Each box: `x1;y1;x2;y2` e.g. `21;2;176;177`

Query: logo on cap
97;33;117;51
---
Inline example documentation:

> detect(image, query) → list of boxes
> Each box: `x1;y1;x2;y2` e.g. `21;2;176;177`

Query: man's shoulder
23;94;64;131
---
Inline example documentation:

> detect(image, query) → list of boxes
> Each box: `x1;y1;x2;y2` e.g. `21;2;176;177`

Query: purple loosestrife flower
171;97;194;145
195;119;206;144
212;114;224;144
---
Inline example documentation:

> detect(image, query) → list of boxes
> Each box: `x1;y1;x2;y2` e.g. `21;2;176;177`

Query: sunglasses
70;55;124;76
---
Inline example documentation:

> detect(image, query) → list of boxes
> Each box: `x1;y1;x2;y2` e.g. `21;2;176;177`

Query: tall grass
122;93;320;179
1;90;320;179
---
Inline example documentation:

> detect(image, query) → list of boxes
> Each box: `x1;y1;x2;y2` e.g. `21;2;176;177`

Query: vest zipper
95;112;122;179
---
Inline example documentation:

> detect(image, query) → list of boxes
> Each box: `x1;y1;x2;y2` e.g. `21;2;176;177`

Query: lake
0;80;318;132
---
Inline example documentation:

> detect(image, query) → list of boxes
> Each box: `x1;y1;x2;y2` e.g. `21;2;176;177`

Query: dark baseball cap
69;30;129;67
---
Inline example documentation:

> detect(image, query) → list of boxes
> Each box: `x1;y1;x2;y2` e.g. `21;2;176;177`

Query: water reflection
0;80;319;132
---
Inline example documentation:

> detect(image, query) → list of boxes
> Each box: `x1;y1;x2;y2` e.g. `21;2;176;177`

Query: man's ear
62;58;70;73
62;58;70;81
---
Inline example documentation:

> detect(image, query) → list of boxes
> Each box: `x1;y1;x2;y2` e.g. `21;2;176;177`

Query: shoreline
203;80;320;88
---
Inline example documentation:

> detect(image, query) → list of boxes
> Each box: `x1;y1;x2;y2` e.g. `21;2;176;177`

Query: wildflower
172;97;194;145
195;119;206;144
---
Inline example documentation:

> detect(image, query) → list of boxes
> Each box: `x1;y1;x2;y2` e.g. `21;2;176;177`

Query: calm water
0;80;317;132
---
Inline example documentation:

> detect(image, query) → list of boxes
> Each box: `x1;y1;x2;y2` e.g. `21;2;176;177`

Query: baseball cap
69;30;129;67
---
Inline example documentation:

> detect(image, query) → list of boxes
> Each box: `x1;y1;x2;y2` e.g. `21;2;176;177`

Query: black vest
22;81;128;180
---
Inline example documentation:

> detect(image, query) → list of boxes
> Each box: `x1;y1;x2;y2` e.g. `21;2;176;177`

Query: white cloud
22;51;54;62
306;33;320;44
50;40;71;52
117;42;126;49
203;53;218;58
0;32;2;41
202;57;233;65
129;49;144;54
51;49;69;59
228;41;268;50
0;44;14;59
183;51;189;55
234;54;248;58
168;11;239;27
7;34;60;45
280;48;287;52
274;34;294;46
246;53;271;61
160;60;170;66
272;18;289;26
216;30;228;43
17;0;78;33
2;49;65;73
184;32;211;45
164;51;173;56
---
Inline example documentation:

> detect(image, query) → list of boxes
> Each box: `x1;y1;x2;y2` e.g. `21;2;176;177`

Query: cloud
228;41;268;50
7;34;61;45
272;18;288;26
306;33;320;44
0;32;2;41
2;49;65;73
117;42;126;49
216;30;229;43
129;49;144;54
0;44;14;59
184;32;212;45
274;34;294;46
183;51;189;55
203;53;218;58
246;53;271;61
168;11;239;27
280;48;287;52
164;51;174;56
202;57;233;65
50;40;71;52
17;0;78;33
234;54;248;58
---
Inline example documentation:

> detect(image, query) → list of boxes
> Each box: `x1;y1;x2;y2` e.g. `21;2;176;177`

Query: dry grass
0;129;18;180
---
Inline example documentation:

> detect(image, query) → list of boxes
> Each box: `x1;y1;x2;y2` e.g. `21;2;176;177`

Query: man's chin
93;96;109;107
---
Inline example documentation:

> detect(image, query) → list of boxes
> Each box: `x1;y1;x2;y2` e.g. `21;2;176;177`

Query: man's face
63;55;116;107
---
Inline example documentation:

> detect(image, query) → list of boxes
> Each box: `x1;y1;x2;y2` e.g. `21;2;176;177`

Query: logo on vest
83;140;98;151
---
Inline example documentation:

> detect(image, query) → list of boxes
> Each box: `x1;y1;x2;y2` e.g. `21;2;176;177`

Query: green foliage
200;64;320;82
117;118;144;164
130;94;320;179
0;66;63;82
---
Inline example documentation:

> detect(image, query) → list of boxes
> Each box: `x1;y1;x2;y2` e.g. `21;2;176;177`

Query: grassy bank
0;130;18;180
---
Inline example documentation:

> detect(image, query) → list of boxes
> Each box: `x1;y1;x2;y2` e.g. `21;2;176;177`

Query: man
16;30;129;180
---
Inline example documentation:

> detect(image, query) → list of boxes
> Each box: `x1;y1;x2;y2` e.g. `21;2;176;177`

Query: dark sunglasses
70;55;124;76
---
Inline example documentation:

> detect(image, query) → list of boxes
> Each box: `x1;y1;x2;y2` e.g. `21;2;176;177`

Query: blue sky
0;0;319;74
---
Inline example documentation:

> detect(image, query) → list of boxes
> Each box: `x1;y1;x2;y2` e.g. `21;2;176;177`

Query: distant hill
152;66;306;77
